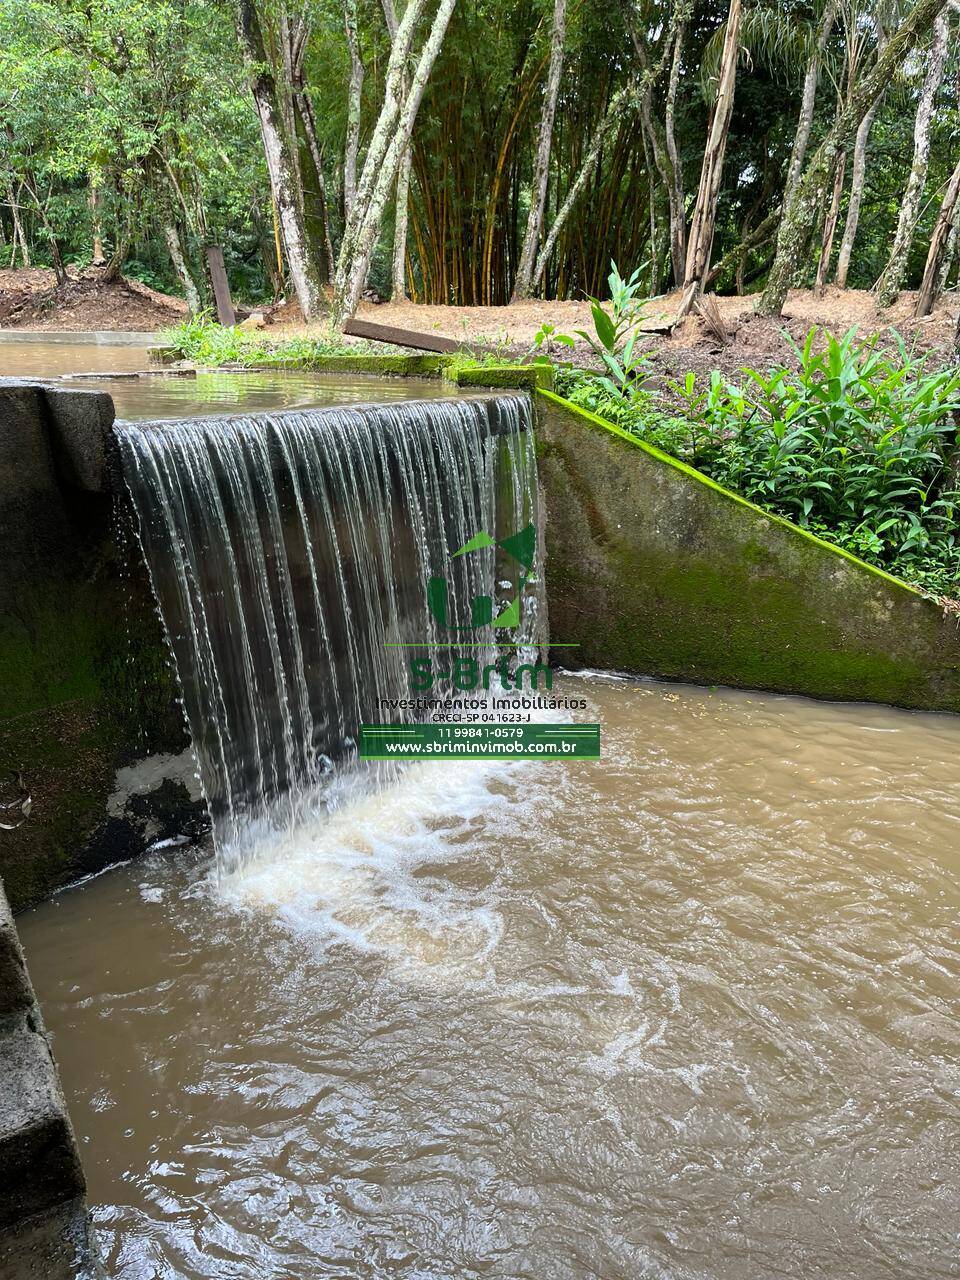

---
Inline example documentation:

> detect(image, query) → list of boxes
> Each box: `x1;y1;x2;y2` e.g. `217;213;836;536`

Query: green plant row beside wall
535;389;960;713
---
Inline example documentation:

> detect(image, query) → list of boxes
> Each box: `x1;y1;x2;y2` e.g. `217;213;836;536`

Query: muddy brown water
0;338;451;420
17;675;960;1280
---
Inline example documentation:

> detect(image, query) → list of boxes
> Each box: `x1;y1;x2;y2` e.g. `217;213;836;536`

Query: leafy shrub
161;315;376;365
555;368;693;457
560;327;960;599
532;260;653;395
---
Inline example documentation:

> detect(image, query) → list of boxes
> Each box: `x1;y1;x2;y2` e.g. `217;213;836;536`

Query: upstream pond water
18;674;960;1280
0;338;449;420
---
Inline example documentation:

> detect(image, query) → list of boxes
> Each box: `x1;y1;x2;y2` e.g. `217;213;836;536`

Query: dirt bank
3;265;956;378
270;286;960;378
0;267;187;332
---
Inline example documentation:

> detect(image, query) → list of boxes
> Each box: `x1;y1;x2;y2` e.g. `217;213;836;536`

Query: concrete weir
0;378;198;1269
0;379;203;916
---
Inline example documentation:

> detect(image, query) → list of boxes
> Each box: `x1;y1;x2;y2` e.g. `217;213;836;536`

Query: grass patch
160;314;387;366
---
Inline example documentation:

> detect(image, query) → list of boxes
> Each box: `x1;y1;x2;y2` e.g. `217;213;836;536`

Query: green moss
448;364;555;391
0;701;116;911
238;353;447;376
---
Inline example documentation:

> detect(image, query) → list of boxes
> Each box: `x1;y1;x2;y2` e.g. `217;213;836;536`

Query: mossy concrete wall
537;391;960;711
0;381;204;914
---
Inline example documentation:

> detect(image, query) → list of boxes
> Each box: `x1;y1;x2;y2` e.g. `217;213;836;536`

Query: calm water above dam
19;675;960;1280
0;338;452;419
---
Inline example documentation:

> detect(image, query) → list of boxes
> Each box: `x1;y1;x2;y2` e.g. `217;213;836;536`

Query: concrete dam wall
0;380;204;916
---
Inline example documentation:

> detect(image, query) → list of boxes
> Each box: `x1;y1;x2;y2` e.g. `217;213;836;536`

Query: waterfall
115;394;541;872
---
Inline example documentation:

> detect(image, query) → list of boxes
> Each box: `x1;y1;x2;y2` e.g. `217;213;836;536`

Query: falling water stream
13;386;960;1278
115;394;539;872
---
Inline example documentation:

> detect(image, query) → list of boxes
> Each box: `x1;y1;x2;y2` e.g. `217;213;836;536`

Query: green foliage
532;261;654;395
561;327;960;599
555;367;694;457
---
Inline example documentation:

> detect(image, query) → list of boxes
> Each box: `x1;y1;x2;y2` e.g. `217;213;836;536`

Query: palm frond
700;6;816;104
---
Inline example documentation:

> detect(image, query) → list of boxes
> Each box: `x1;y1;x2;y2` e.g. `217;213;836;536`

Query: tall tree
759;0;950;316
874;7;951;306
333;0;457;324
382;0;415;302
915;151;960;314
676;0;742;319
619;0;690;286
343;0;364;220
236;0;324;318
784;0;840;209
512;0;568;301
834;98;881;287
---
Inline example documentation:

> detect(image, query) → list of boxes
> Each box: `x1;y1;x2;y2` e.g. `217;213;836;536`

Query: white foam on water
216;752;535;978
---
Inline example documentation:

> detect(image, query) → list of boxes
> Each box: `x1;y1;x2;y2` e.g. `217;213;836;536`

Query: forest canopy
1;0;958;322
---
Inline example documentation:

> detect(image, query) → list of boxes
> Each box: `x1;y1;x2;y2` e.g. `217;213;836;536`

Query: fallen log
343;317;469;353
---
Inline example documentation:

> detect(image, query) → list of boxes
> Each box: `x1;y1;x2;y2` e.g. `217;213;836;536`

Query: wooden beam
205;246;236;327
343;317;471;353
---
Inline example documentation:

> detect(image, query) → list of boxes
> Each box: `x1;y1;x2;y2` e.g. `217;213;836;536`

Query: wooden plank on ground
343;317;470;353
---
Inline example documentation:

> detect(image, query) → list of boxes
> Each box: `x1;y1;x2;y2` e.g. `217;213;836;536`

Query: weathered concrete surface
0;382;203;913
0;1196;96;1280
0;1023;84;1228
537;390;960;711
0;887;93;1274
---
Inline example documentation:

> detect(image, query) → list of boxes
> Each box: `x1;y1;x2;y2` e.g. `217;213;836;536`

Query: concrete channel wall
536;390;960;710
0;377;200;1268
0;885;91;1276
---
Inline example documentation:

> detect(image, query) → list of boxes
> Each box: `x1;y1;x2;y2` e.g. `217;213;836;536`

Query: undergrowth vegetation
161;314;378;365
551;300;960;599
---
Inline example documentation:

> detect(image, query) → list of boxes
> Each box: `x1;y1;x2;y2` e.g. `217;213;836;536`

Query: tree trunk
531;84;631;290
676;0;742;319
834;98;879;288
344;0;428;248
332;0;457;326
382;0;415;302
164;224;202;314
342;0;364;220
511;0;567;301
289;83;337;285
814;151;845;295
18;168;67;287
875;9;950;307
236;0;323;320
759;0;950;317
392;145;413;300
6;182;29;268
619;0;689;286
89;182;105;265
915;154;960;315
663;14;687;283
784;0;839;209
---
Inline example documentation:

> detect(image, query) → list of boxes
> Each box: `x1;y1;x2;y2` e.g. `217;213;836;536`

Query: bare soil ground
271;285;960;376
2;265;956;376
0;266;187;331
